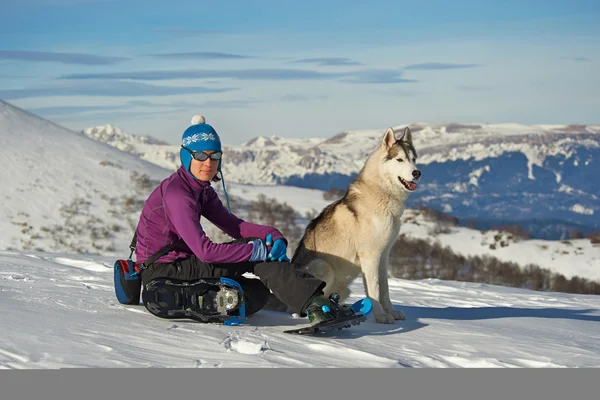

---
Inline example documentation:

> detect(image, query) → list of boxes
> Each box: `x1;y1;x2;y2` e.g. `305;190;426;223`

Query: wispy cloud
28;100;200;116
280;94;328;102
340;69;418;84
0;81;238;100
195;99;264;108
0;74;39;79
404;63;480;70
4;0;108;5
147;51;253;60
457;85;496;91
375;89;421;97
48;108;187;123
560;56;590;62
30;104;120;116
153;28;266;40
291;57;363;66
29;98;242;123
0;50;127;65
59;68;418;85
59;68;344;81
153;28;221;36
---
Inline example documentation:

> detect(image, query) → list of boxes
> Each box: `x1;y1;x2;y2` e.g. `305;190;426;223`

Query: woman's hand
265;234;291;262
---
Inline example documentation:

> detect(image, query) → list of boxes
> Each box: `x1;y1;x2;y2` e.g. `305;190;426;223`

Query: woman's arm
202;187;287;244
164;186;255;263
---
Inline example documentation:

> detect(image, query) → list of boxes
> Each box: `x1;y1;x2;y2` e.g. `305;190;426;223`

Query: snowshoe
142;277;246;326
284;295;372;335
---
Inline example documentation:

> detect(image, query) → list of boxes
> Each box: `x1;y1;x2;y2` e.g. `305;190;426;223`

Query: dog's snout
412;170;421;180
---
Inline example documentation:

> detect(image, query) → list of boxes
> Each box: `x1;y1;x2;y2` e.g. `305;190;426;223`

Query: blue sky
1;0;599;145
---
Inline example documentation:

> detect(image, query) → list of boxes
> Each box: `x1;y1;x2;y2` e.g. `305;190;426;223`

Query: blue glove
268;235;290;262
249;239;268;262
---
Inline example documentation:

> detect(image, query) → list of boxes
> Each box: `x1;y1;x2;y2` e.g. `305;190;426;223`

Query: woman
135;115;349;326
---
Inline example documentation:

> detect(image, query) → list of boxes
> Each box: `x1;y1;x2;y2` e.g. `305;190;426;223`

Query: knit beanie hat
180;115;231;213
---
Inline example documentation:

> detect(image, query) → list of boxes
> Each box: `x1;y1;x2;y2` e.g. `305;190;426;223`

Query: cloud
48;108;187;123
147;51;253;60
0;50;127;65
560;57;590;62
457;85;496;91
339;69;418;84
30;104;121;116
0;74;38;79
28;100;200;116
59;68;344;81
404;63;480;70
27;98;261;123
0;81;238;100
153;28;266;40
280;94;328;102
291;57;363;66
59;68;417;85
153;28;221;36
4;0;107;5
194;99;264;108
375;89;421;97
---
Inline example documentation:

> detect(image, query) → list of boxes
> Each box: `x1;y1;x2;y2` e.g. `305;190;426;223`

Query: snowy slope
1;250;599;368
0;100;172;254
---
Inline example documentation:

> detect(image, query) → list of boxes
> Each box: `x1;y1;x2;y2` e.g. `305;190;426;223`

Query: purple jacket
135;166;285;265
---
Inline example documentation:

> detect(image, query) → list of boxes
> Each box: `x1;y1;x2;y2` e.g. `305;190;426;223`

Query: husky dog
292;127;421;324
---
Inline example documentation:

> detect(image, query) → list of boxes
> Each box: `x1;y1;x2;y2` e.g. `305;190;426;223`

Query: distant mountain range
82;122;600;240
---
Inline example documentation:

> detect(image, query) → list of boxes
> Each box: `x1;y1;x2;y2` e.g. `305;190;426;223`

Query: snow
1;250;599;368
468;165;490;186
570;204;594;215
2;100;600;368
0;100;171;254
400;210;600;281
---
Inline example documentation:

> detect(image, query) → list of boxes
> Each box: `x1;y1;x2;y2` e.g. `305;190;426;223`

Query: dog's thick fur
291;127;421;324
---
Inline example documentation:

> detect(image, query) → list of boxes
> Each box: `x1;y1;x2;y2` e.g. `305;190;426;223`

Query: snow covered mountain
83;122;600;240
83;124;180;171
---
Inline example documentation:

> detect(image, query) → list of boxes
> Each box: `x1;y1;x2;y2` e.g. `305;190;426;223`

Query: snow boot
303;293;356;326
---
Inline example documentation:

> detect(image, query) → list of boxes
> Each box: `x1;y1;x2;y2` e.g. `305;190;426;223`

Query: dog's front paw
390;309;406;320
373;312;396;324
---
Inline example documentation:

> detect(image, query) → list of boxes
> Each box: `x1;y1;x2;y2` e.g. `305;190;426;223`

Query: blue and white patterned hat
180;115;222;172
181;114;221;152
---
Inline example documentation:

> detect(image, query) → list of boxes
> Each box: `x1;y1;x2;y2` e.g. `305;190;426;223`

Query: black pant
141;240;325;316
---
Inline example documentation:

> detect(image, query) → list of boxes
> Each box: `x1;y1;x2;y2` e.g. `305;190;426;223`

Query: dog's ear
382;127;396;149
398;126;412;144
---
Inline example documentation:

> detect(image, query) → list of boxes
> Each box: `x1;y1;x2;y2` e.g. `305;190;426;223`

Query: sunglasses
181;146;223;161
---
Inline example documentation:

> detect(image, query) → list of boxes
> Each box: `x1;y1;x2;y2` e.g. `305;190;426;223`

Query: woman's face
190;151;220;181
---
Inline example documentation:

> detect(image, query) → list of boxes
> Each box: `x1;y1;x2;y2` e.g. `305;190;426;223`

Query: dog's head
380;127;421;192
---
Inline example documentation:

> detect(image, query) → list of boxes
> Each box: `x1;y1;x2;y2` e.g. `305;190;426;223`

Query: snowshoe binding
284;294;372;335
142;277;245;326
